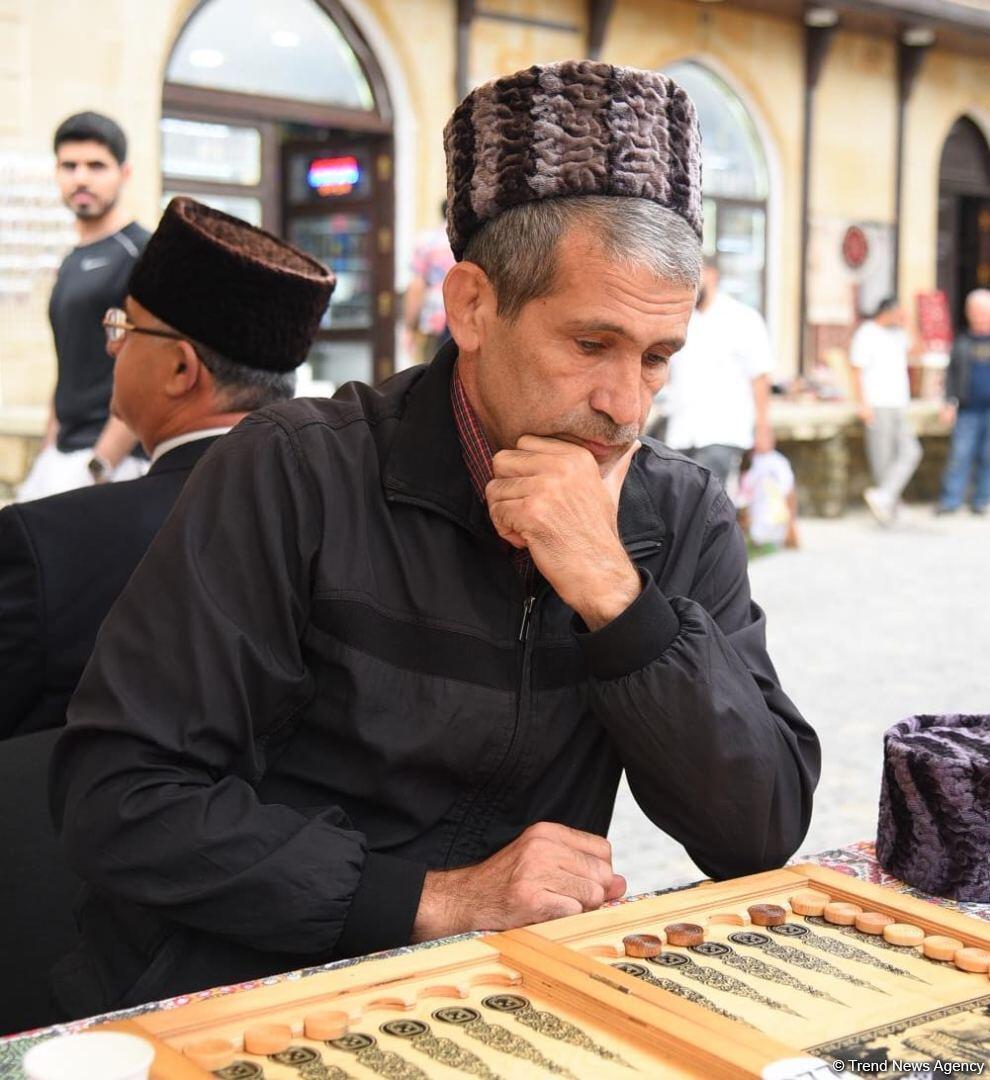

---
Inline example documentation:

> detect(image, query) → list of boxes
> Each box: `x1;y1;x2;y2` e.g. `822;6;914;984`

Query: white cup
22;1031;155;1080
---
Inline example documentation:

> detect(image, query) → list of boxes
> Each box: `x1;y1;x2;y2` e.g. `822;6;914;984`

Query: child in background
737;449;800;551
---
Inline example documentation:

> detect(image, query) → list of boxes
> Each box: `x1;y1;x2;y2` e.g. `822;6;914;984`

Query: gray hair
461;196;701;321
193;341;296;411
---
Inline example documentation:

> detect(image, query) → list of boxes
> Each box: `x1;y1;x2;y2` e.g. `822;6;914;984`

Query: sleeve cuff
336;851;428;957
573;567;680;681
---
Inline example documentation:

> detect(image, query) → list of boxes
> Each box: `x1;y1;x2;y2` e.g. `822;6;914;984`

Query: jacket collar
383;341;490;535
383;340;666;546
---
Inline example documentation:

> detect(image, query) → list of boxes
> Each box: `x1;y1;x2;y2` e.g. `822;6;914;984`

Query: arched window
666;61;769;314
166;0;375;110
161;0;395;388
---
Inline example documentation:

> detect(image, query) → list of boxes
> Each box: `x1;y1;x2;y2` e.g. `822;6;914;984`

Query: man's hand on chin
410;822;626;941
485;435;642;630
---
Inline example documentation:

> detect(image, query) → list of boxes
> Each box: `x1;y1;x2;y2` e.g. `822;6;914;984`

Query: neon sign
307;156;361;197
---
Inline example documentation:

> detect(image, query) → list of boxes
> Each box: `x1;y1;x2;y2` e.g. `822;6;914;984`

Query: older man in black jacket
51;62;819;1018
0;199;333;738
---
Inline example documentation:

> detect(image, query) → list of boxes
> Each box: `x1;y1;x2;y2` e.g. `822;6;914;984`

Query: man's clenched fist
411;822;626;941
486;436;641;630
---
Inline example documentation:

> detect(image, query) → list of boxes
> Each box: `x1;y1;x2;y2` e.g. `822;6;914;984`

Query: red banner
915;290;953;351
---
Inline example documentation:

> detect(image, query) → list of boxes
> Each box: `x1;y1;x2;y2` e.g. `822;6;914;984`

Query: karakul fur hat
129;197;335;372
444;59;703;259
876;713;990;901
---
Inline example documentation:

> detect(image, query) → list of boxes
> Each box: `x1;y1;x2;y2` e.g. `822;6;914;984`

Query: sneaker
935;504;959;516
864;487;894;526
973;504;988;516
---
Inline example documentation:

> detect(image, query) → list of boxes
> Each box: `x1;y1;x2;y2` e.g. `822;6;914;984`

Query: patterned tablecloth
2;840;987;1078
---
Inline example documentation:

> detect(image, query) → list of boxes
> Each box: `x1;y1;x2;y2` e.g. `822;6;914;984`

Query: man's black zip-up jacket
51;343;819;1015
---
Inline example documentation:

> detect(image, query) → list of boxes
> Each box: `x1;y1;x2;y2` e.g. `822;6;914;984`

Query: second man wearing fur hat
0;198;333;738
53;62;818;1016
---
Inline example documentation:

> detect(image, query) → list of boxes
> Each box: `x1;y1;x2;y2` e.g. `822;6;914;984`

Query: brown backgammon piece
243;1022;293;1055
883;922;925;947
664;922;704;947
855;911;895;935
788;889;830;916
953;947;990;974
748;904;787;927
823;901;862;925
922;935;965;962
183;1037;236;1070
305;1010;351;1040
623;933;663;958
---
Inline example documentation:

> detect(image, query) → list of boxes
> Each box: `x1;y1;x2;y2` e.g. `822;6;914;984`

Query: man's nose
590;362;644;428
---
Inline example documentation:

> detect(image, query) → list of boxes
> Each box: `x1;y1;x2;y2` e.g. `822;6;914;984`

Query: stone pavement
608;505;990;896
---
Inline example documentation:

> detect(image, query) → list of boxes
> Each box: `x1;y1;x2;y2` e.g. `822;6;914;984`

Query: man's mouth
572;437;626;461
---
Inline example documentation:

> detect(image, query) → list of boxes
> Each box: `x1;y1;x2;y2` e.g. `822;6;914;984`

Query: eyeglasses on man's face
102;308;184;346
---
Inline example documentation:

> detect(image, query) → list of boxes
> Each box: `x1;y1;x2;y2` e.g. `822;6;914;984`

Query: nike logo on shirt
80;257;110;272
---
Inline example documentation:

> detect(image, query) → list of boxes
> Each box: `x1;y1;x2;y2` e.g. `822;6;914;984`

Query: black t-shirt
48;222;150;451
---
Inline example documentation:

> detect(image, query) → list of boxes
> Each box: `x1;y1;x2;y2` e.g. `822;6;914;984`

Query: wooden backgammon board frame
94;865;990;1079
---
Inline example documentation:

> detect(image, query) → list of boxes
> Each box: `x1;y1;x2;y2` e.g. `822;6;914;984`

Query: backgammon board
94;866;990;1078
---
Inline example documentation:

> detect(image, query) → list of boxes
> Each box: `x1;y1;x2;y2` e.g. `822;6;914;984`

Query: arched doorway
937;116;990;331
666;61;770;315
161;0;395;387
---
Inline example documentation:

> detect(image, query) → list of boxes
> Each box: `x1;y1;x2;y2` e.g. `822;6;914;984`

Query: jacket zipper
518;595;535;642
624;538;664;559
445;540;662;863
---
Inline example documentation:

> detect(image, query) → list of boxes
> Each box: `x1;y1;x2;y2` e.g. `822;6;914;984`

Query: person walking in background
937;288;990;516
402;200;455;364
663;256;774;493
16;112;149;502
850;297;922;526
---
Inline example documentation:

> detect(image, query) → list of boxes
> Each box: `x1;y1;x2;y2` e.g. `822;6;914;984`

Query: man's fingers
528;821;613;863
492;448;558;479
607;873;627;901
539;870;607;913
487;496;532;548
528;889;585;922
515;434;583;456
557;848;618;896
485;476;537;505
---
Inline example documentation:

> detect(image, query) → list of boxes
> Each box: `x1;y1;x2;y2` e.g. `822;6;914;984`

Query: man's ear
120;161;133;185
164;340;203;398
443;261;496;353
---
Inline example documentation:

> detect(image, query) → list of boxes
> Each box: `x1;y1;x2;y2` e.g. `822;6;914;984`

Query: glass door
283;136;394;389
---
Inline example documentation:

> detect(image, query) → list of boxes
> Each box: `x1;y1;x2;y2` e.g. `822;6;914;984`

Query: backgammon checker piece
748;904;787;927
623;933;663;958
664;922;705;947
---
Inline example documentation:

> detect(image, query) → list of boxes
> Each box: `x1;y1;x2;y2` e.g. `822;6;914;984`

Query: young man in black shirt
17;112;149;501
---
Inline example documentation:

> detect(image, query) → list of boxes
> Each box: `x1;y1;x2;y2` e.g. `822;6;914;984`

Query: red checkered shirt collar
450;362;496;502
450;364;534;585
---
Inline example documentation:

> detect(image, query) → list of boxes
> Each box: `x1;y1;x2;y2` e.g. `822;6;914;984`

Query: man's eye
577;339;604;353
644;354;669;368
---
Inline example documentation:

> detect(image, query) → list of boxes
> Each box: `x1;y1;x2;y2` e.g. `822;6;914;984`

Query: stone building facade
1;0;989;494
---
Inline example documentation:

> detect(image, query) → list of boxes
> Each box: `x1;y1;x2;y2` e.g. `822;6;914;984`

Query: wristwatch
87;454;112;483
